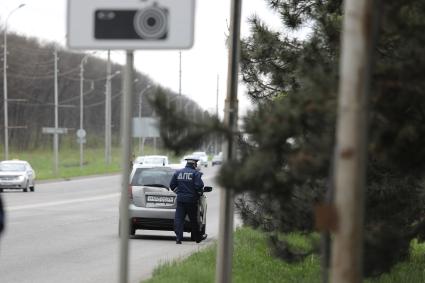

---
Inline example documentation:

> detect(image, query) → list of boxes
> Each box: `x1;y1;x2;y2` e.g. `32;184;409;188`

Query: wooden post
330;0;378;282
215;1;242;283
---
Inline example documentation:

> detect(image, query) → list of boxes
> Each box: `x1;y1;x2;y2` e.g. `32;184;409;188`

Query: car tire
201;224;206;236
23;183;29;193
191;225;206;241
0;188;3;193
30;186;35;192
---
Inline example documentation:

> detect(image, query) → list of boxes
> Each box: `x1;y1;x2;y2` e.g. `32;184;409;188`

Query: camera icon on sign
94;3;168;40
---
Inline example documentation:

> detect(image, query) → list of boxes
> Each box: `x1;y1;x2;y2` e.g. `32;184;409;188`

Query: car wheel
201;224;206;236
0;188;3;193
23;183;29;192
30;186;35;192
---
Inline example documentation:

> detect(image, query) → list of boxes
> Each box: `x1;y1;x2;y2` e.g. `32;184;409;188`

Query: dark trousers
174;201;200;242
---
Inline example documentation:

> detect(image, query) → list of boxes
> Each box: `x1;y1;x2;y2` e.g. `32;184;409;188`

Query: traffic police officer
170;156;207;244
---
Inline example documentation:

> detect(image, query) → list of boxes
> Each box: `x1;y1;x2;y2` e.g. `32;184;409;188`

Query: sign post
67;1;196;282
42;127;68;175
76;129;87;150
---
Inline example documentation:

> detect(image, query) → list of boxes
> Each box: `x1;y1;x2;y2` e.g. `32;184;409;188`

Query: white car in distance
0;160;36;192
133;155;169;167
191;151;209;167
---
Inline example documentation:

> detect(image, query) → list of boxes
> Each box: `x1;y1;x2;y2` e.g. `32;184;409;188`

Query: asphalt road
0;166;227;283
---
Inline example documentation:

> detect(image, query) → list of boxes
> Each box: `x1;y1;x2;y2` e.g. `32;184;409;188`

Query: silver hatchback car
125;164;212;237
0;160;36;192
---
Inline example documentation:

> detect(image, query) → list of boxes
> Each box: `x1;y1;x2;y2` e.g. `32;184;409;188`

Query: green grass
366;239;425;283
143;227;425;283
10;147;121;180
8;145;181;180
143;227;321;283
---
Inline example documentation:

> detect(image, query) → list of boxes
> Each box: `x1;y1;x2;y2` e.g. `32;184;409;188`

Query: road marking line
6;193;120;211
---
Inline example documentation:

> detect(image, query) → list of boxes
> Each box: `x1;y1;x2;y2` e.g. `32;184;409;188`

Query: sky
0;0;283;118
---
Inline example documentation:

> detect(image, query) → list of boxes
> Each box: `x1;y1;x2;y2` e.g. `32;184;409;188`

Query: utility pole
178;50;182;112
330;0;377;282
138;84;151;153
215;0;242;283
3;19;9;160
3;4;26;160
105;50;112;165
138;86;142;153
53;47;59;176
216;74;219;117
79;56;88;168
179;51;182;96
216;74;219;154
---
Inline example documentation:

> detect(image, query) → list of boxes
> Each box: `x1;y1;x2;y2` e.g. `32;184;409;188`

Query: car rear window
0;163;26;172
131;168;175;187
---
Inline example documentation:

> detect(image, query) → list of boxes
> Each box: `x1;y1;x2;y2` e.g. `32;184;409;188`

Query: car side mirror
203;186;213;193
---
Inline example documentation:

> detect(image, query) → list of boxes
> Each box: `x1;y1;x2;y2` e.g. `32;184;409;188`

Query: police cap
184;155;200;164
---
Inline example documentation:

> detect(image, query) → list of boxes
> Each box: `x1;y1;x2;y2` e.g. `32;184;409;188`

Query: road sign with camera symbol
67;0;195;49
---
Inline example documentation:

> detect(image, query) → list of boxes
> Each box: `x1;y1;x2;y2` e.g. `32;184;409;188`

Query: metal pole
137;84;151;153
79;57;85;168
3;23;8;160
138;87;142;153
2;4;26;160
118;50;134;283
105;50;112;164
216;74;219;117
178;51;182;111
152;109;157;154
179;51;182;95
53;48;59;176
330;0;376;282
215;1;242;282
215;74;219;154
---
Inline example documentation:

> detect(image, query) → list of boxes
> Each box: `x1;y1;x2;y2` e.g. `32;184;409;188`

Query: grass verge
143;227;321;283
143;227;425;283
10;147;122;180
365;239;425;283
8;146;182;180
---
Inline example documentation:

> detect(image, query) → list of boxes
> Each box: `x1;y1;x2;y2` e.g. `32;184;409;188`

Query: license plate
146;196;174;203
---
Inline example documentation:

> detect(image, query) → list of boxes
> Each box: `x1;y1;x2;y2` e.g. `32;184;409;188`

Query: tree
229;0;425;277
152;0;425;277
